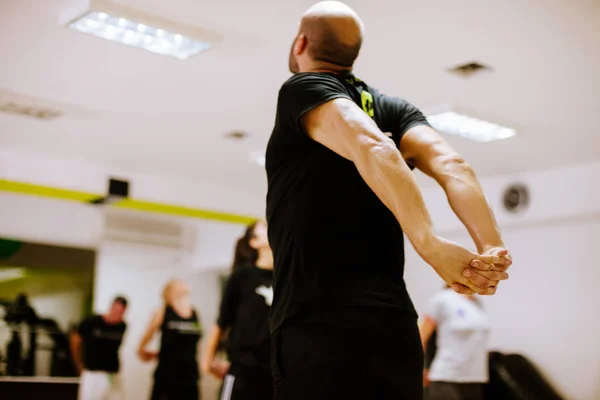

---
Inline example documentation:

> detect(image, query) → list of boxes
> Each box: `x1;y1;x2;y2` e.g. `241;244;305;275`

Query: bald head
299;1;364;68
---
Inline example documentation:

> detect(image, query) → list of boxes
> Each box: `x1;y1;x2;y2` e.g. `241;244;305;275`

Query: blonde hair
162;278;186;305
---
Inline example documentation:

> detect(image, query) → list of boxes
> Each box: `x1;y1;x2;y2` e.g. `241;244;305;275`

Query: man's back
266;72;430;333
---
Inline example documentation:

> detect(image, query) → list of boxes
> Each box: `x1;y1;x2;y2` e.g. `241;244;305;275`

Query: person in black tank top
202;220;274;400
138;279;203;400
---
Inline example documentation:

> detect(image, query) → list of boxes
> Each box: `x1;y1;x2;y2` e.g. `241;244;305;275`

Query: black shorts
150;379;199;400
219;372;273;400
271;317;423;400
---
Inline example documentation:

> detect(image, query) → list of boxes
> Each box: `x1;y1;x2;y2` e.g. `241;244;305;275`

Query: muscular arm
400;125;506;254
301;98;509;294
302;98;438;252
69;331;84;374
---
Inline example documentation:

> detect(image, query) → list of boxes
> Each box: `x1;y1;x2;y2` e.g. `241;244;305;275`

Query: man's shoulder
369;87;410;110
78;314;99;331
83;314;101;324
280;72;348;93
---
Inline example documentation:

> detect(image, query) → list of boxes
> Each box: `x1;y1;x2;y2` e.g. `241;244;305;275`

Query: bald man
265;1;512;399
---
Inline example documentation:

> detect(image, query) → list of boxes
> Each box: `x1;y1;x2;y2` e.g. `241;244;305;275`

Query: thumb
496;248;508;257
470;255;496;270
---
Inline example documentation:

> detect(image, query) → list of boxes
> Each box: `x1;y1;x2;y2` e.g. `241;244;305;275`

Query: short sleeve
77;317;92;338
425;292;447;323
217;270;241;329
381;96;430;145
278;73;353;132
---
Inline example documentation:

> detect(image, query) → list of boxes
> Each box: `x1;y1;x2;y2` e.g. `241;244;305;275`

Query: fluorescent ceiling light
62;0;220;60
426;105;517;143
0;268;26;283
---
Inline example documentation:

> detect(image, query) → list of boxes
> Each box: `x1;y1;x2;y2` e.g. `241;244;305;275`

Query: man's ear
294;34;307;55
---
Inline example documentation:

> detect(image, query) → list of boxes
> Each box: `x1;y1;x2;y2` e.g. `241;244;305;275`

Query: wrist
480;243;505;253
410;231;441;259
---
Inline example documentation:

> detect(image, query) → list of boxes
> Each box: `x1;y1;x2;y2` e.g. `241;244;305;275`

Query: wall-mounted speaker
502;183;529;213
89;178;129;205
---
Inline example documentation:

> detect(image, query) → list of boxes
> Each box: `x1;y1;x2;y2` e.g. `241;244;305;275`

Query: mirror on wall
0;239;95;378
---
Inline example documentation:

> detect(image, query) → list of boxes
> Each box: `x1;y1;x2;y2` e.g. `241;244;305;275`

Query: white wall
29;291;86;332
0;192;103;249
93;239;235;400
0;148;264;218
406;161;600;400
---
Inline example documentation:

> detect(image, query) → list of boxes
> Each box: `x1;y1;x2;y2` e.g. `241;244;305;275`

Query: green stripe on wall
0;179;100;202
0;179;255;225
114;198;256;225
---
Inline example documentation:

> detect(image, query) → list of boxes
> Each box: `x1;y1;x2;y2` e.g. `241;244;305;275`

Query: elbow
434;155;476;187
353;134;398;167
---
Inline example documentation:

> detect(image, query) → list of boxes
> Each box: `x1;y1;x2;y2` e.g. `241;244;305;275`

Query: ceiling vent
224;130;250;141
0;90;63;120
0;89;91;120
448;61;492;78
103;210;196;251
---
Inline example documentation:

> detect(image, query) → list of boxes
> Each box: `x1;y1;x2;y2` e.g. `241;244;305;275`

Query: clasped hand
424;239;512;295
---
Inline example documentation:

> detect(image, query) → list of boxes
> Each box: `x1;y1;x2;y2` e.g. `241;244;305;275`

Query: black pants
150;379;199;400
428;382;484;400
220;372;273;400
272;319;423;400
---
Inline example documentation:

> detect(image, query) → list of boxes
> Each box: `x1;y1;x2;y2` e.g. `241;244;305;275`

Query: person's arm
301;98;506;294
203;272;240;377
137;308;164;362
419;316;437;387
419;316;437;351
400;125;512;267
201;324;222;372
201;324;229;379
69;330;84;374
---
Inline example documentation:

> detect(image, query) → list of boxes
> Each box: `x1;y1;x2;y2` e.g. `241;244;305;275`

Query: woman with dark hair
202;220;274;400
230;221;259;271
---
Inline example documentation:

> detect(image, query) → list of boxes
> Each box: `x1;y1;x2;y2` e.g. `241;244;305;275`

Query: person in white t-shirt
419;286;491;400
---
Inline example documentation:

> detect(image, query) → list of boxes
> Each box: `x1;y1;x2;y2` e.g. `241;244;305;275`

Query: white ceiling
1;0;599;193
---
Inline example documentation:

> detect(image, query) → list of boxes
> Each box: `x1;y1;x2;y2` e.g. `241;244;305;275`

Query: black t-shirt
155;306;202;383
266;72;430;333
78;315;126;373
217;264;273;376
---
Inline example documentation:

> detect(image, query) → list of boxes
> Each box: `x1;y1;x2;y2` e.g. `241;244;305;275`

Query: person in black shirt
138;279;203;400
265;1;513;399
70;296;127;400
202;220;274;400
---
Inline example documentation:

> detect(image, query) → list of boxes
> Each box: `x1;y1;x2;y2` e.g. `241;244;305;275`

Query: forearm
354;140;437;251
69;335;83;369
442;168;503;252
138;331;154;352
202;324;223;367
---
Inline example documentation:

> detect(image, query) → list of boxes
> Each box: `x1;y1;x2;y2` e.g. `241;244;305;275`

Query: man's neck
102;314;118;325
303;61;352;75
